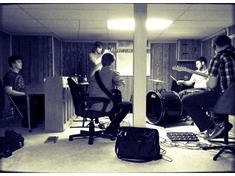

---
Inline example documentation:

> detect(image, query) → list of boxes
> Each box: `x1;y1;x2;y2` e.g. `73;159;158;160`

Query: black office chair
67;77;116;145
70;80;99;128
203;83;235;161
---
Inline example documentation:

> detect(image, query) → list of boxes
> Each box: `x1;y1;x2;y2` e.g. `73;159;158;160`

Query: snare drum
146;90;182;125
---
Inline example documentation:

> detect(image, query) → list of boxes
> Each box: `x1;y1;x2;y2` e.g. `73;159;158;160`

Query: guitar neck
172;66;208;78
186;69;208;78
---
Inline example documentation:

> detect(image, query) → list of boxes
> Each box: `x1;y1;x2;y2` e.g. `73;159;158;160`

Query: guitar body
110;89;122;114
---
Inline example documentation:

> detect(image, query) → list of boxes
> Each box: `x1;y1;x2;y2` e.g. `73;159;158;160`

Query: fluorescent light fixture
107;19;173;30
146;19;173;30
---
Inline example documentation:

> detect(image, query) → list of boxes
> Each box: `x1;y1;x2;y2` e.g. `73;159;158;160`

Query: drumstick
170;75;177;82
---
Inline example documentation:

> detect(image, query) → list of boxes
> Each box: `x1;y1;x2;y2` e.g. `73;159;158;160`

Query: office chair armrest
86;97;110;104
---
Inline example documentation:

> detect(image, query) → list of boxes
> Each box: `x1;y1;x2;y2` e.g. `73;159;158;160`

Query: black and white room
0;2;235;173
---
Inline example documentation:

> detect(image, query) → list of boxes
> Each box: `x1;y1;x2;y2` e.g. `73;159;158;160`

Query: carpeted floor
0;114;234;173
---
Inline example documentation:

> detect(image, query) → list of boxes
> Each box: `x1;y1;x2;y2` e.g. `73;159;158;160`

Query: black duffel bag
0;130;24;159
115;126;162;162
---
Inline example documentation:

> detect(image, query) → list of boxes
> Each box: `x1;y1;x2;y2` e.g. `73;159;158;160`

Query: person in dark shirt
3;55;43;127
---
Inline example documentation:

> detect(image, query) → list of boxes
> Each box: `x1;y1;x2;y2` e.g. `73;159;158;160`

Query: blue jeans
182;90;220;132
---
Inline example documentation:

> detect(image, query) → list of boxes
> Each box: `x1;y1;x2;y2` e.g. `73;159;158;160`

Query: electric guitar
172;66;208;78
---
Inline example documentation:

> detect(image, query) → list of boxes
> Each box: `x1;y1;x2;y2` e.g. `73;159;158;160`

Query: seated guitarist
88;52;132;136
176;57;208;98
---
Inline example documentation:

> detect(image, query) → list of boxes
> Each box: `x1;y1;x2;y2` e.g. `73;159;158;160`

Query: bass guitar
172;66;208;78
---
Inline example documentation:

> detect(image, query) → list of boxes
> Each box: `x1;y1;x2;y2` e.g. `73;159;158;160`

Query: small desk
25;84;44;132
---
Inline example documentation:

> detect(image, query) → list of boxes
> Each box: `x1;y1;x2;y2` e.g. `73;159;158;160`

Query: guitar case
0;130;24;159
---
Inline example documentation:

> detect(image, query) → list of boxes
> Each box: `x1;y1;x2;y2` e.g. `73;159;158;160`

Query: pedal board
167;132;199;142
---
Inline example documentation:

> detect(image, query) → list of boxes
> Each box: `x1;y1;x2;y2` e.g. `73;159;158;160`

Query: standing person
89;41;110;78
88;52;132;136
3;55;43;128
89;41;104;77
177;57;208;98
182;35;235;140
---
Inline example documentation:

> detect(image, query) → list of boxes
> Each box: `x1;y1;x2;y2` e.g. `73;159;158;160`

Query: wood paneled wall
149;43;177;92
0;31;10;81
202;31;227;63
61;42;116;80
11;36;53;85
0;31;10;119
53;37;62;76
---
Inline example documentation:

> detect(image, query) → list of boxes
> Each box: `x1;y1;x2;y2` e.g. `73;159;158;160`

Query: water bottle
78;74;82;83
74;73;78;83
83;75;87;82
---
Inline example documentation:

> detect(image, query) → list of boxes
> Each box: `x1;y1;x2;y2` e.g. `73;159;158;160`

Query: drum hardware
148;79;167;92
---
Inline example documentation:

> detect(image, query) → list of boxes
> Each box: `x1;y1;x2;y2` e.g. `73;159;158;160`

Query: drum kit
146;79;183;125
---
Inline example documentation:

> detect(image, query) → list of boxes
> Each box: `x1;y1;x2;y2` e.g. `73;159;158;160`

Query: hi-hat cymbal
148;79;166;83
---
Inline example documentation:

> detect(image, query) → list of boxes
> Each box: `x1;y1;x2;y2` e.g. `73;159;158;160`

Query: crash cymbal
148;79;166;83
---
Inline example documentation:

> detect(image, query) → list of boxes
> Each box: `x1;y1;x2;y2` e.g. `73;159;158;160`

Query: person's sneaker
211;122;233;139
204;121;225;140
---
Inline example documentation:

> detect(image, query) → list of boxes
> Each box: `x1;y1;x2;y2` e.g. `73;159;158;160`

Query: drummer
176;57;208;98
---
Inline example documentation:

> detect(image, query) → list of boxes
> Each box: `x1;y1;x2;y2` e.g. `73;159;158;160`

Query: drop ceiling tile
49;28;79;34
79;20;107;29
147;4;191;10
147;10;185;20
10;27;52;34
39;20;79;28
79;28;107;34
1;7;35;20
106;9;134;20
25;9;107;20
1;19;44;28
0;3;234;41
179;11;234;21
19;3;132;10
170;21;234;28
188;4;234;11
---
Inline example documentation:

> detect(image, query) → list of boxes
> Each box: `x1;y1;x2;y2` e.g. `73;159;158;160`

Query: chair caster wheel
69;136;73;141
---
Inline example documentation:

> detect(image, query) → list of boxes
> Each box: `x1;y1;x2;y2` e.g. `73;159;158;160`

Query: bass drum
146;90;182;125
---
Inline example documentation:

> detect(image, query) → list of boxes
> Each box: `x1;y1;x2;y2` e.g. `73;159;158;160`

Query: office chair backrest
67;78;86;115
213;83;235;115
